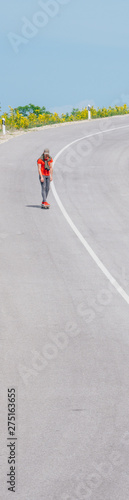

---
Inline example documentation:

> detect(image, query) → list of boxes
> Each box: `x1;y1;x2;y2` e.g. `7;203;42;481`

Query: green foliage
0;103;129;131
71;108;79;116
14;104;47;117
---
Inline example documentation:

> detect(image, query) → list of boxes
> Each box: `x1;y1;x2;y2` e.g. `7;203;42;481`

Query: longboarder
37;148;53;208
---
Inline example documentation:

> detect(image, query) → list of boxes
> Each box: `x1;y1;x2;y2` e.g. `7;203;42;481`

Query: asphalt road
1;116;129;499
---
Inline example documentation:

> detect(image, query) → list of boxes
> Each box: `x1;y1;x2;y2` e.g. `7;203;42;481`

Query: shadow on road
26;205;41;209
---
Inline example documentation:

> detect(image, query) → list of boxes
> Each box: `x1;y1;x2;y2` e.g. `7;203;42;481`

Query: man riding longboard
37;148;53;209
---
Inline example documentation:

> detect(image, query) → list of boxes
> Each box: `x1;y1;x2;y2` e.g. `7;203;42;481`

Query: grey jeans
39;175;50;202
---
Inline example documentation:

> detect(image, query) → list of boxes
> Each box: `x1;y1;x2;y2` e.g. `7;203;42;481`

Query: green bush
0;103;129;131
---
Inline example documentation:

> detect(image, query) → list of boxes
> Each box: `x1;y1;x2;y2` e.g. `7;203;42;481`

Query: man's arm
37;161;44;182
50;161;53;181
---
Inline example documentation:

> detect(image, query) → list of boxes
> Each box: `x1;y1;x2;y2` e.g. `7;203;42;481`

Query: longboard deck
41;204;50;209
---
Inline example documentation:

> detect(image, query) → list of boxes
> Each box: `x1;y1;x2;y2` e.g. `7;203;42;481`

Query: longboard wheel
41;204;50;209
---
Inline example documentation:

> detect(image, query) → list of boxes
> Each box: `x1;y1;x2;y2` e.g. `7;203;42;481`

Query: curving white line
51;123;129;305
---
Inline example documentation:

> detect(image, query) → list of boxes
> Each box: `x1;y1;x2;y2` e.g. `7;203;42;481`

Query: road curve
1;115;129;500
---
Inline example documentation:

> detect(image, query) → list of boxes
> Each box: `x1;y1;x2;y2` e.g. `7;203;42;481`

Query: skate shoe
44;201;50;208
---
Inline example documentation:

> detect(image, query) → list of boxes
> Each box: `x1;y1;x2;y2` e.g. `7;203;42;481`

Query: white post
2;118;6;135
88;104;91;120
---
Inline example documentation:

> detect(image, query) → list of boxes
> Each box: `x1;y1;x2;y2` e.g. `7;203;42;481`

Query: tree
71;108;79;116
13;104;47;117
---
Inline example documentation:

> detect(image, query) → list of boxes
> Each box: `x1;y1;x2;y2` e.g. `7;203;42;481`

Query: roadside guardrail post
88;104;91;120
2;118;6;135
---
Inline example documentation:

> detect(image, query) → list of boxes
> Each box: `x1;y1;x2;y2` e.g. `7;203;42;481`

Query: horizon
1;100;129;119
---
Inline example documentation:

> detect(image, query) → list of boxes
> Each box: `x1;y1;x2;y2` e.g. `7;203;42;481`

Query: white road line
51;123;129;305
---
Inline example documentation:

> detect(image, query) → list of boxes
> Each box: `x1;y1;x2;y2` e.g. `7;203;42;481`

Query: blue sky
0;0;129;115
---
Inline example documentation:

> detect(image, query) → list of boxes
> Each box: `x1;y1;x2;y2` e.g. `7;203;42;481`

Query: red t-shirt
37;156;53;177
